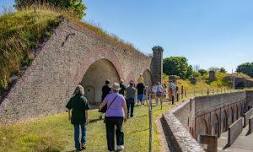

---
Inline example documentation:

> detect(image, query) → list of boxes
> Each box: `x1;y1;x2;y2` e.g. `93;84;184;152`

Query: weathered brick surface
0;20;154;124
246;91;253;109
162;113;205;152
162;91;253;151
228;117;243;146
243;108;253;127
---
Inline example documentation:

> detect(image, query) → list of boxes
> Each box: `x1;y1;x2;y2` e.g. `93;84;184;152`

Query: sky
1;0;253;72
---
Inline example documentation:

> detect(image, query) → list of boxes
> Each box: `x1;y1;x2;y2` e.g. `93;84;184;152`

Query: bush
236;62;253;77
15;0;86;19
163;56;193;79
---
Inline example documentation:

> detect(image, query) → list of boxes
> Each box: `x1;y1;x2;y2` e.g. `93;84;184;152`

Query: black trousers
126;98;135;117
105;117;124;151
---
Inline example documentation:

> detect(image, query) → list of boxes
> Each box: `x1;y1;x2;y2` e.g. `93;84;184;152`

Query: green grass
0;102;176;152
0;8;62;92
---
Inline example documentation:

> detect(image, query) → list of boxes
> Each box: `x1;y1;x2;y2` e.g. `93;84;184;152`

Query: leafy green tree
15;0;86;19
219;67;227;73
163;56;193;79
236;62;253;77
198;69;207;76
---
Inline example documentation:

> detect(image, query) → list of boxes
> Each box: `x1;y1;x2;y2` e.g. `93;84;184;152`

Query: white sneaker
117;145;124;151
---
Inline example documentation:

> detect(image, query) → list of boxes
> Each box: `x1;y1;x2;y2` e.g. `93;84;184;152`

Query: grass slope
0;103;176;152
0;9;62;93
0;7;142;95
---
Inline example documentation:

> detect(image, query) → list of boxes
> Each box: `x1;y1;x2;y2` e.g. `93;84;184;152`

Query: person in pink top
99;82;128;152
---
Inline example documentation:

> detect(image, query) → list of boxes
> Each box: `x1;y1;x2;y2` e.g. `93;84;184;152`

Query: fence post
148;94;153;152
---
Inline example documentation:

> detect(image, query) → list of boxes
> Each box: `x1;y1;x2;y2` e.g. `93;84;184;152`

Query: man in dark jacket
102;80;111;101
119;79;127;96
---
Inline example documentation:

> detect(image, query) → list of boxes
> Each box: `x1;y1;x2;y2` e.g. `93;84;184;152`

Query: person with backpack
156;82;164;109
66;85;90;151
99;82;128;152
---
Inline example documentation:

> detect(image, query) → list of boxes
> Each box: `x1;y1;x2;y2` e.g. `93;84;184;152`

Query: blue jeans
74;124;86;150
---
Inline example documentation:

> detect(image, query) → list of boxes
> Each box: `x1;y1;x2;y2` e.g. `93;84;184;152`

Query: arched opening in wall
223;110;228;132
236;104;239;120
235;82;245;89
80;59;120;104
241;103;245;115
213;113;220;137
143;69;152;87
231;107;234;123
200;119;209;135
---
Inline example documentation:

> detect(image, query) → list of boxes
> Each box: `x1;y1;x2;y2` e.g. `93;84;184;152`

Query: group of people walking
65;74;178;151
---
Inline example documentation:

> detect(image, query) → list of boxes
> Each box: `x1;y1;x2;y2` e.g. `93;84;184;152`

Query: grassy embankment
0;8;61;93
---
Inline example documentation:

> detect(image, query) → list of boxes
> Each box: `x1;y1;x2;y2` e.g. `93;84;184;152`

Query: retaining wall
162;91;253;151
162;111;204;152
228;117;243;146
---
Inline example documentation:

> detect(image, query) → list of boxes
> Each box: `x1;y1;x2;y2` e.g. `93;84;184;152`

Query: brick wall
0;20;153;124
162;91;253;151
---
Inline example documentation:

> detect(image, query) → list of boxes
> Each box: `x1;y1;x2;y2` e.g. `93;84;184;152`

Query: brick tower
151;46;164;84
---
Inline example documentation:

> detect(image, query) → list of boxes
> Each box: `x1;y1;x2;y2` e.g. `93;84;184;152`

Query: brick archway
231;107;234;124
212;113;220;137
80;59;120;104
223;110;228;132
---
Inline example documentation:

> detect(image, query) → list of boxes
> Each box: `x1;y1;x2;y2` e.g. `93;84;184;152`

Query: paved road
218;126;253;152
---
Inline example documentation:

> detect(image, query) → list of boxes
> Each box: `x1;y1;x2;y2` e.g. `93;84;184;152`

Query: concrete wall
228;117;243;146
0;20;153;124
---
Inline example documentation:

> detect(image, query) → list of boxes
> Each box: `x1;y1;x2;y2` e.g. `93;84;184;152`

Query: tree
236;62;253;77
163;56;192;79
198;69;207;76
15;0;86;19
220;67;227;73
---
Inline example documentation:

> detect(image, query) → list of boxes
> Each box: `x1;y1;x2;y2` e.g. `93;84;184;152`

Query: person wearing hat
66;85;90;151
99;82;128;152
125;80;137;117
